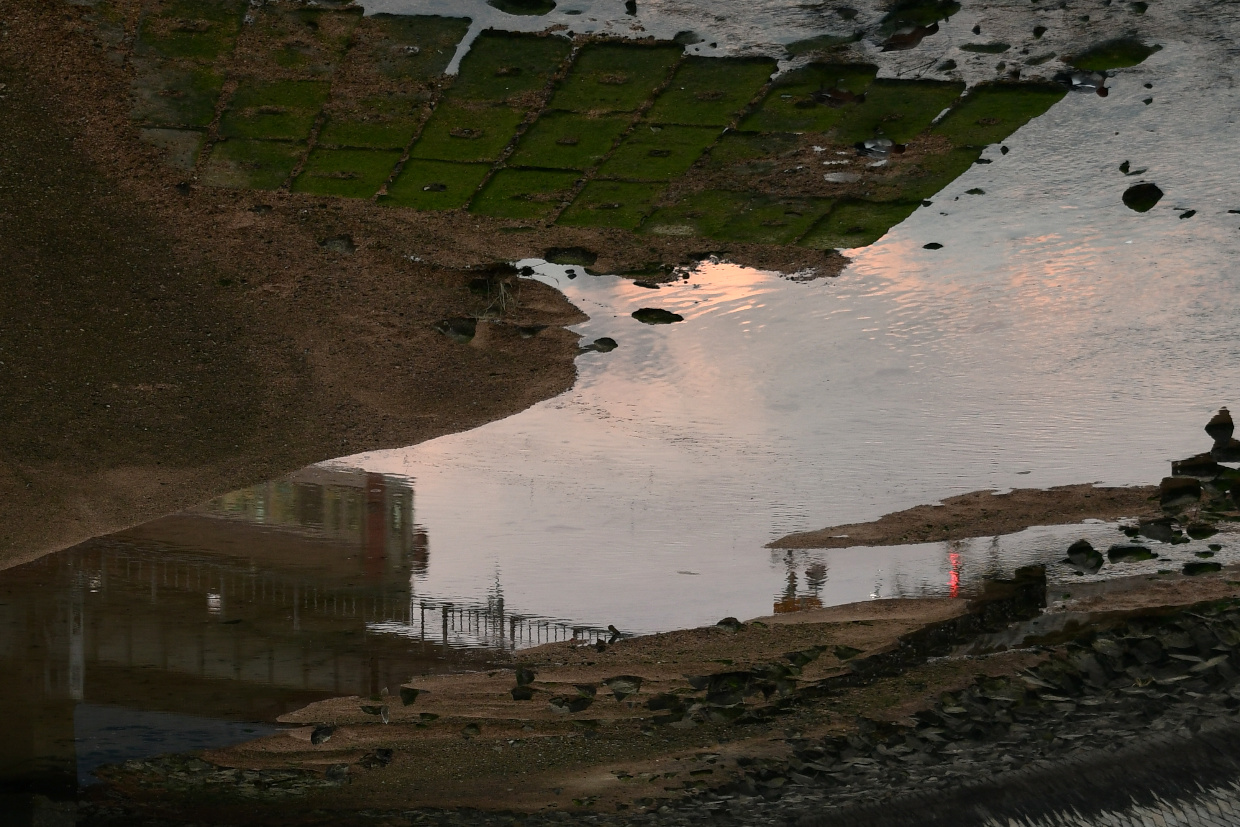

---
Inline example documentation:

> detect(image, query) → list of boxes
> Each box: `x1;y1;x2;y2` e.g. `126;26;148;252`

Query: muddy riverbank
78;563;1240;826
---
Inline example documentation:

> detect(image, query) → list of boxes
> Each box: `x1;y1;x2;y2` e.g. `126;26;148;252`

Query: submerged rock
1066;539;1104;574
1186;521;1218;540
1139;516;1182;544
1183;561;1222;576
632;308;684;324
1107;544;1156;563
1122;182;1163;212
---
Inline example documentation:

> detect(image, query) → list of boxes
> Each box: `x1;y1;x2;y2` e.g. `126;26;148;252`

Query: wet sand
770;484;1159;549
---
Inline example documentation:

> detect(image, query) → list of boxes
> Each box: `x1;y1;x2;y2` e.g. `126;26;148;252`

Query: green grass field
382;159;493;210
291;148;403;198
219;80;330;140
798;199;920;249
738;63;877;133
469;168;581;220
557;180;666;229
546;43;682;113
365;15;472;80
200;139;305;190
645;57;776;126
931;83;1066;147
506;111;630;170
831;79;964;144
408;103;527;162
447;31;573;103
597;124;720;181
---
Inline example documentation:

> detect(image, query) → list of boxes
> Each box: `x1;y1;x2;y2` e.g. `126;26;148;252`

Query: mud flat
770;484;1160;549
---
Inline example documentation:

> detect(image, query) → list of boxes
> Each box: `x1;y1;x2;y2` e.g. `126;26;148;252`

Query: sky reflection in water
340;55;1240;634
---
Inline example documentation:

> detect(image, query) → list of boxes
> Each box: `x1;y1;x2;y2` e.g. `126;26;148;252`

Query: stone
632;307;684;324
1206;407;1234;444
590;337;618;352
1171;453;1223;478
603;675;644;701
511;686;535;701
1159;476;1201;511
358;748;394;769
1122;182;1162;212
1107;544;1155;563
1066;539;1104;574
324;763;350;782
399;687;420;706
515;665;536;686
716;617;744;632
310;725;335;745
435;317;477;343
461;723;481;737
1183;561;1222;576
549;695;594;713
1139;516;1181;543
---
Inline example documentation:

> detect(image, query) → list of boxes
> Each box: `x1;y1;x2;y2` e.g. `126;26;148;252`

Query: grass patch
877;147;982;201
487;0;557;14
408;103;526;162
365;15;472;80
738;63;877;133
137;0;247;60
547;43;682;113
130;62;224;128
558;180;666;229
645;56;777;126
642;189;747;237
250;6;360;74
642;190;831;243
799;199;920;249
201;139;304;189
291;148;402;198
597;124;720;181
703;131;799;173
469;168;581;221
139;128;206;170
832;79;964;144
507;111;630;170
449;31;572;103
931;82;1066;147
219;80;329;140
1069;38;1159;70
381;160;492;210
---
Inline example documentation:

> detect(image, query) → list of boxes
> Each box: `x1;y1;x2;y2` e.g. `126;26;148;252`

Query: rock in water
1139;516;1180;543
1159;476;1201;511
1122;183;1162;212
1066;539;1104;574
716;617;744;632
1207;407;1234;443
1184;561;1222;576
1107;544;1155;563
632;308;684;324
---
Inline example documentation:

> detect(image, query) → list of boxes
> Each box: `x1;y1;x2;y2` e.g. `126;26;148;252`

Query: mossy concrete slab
408;103;526;162
137;0;247;61
738;63;877;133
557;180;666;230
201;139;305;189
291;148;403;198
448;31;572;104
219;79;330;140
139;127;206;170
645;56;776;126
831;78;964;144
597;123;720;182
799;198;920;249
547;42;682;113
469;168;581;221
381;160;492;210
931;82;1065;147
364;15;472;81
507;111;630;170
130;61;224;127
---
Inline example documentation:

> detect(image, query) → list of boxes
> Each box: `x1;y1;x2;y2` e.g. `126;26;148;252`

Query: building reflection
0;467;609;820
